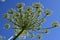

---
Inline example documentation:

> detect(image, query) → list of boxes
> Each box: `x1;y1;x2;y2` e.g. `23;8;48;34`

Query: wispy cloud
0;0;6;2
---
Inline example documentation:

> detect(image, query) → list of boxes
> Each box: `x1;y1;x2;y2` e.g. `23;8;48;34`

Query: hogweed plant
3;3;59;40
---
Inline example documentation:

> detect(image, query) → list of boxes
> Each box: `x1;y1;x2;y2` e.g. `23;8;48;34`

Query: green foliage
3;3;59;40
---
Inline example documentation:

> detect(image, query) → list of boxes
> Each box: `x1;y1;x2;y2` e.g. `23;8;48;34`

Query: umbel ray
3;3;59;40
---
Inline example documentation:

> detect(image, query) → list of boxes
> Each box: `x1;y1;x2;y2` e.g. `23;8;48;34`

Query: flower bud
30;34;34;38
37;34;42;39
8;9;14;14
3;14;8;18
33;3;42;9
52;22;59;28
16;3;24;8
8;18;13;22
44;29;49;34
26;7;32;11
40;18;45;22
44;9;51;16
5;24;10;29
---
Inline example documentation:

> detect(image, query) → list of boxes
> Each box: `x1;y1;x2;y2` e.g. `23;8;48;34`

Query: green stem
12;29;24;40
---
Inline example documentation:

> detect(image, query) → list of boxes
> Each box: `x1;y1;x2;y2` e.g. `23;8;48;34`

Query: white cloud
0;0;6;2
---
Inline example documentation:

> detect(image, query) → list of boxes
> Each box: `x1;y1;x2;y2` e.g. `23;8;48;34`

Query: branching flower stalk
3;3;59;40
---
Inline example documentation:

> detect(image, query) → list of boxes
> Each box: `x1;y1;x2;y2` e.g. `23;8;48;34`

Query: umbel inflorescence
3;3;59;40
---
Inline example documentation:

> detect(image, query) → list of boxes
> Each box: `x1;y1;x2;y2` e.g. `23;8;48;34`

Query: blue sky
0;0;60;40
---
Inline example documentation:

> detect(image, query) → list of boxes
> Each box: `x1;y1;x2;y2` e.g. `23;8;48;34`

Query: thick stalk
12;29;24;40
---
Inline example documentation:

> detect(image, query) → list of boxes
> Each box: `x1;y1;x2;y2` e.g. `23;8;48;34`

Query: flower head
16;3;24;8
5;24;10;29
52;22;59;28
44;9;51;16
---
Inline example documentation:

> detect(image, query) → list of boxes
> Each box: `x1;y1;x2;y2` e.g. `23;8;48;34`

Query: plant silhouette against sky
3;3;59;40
